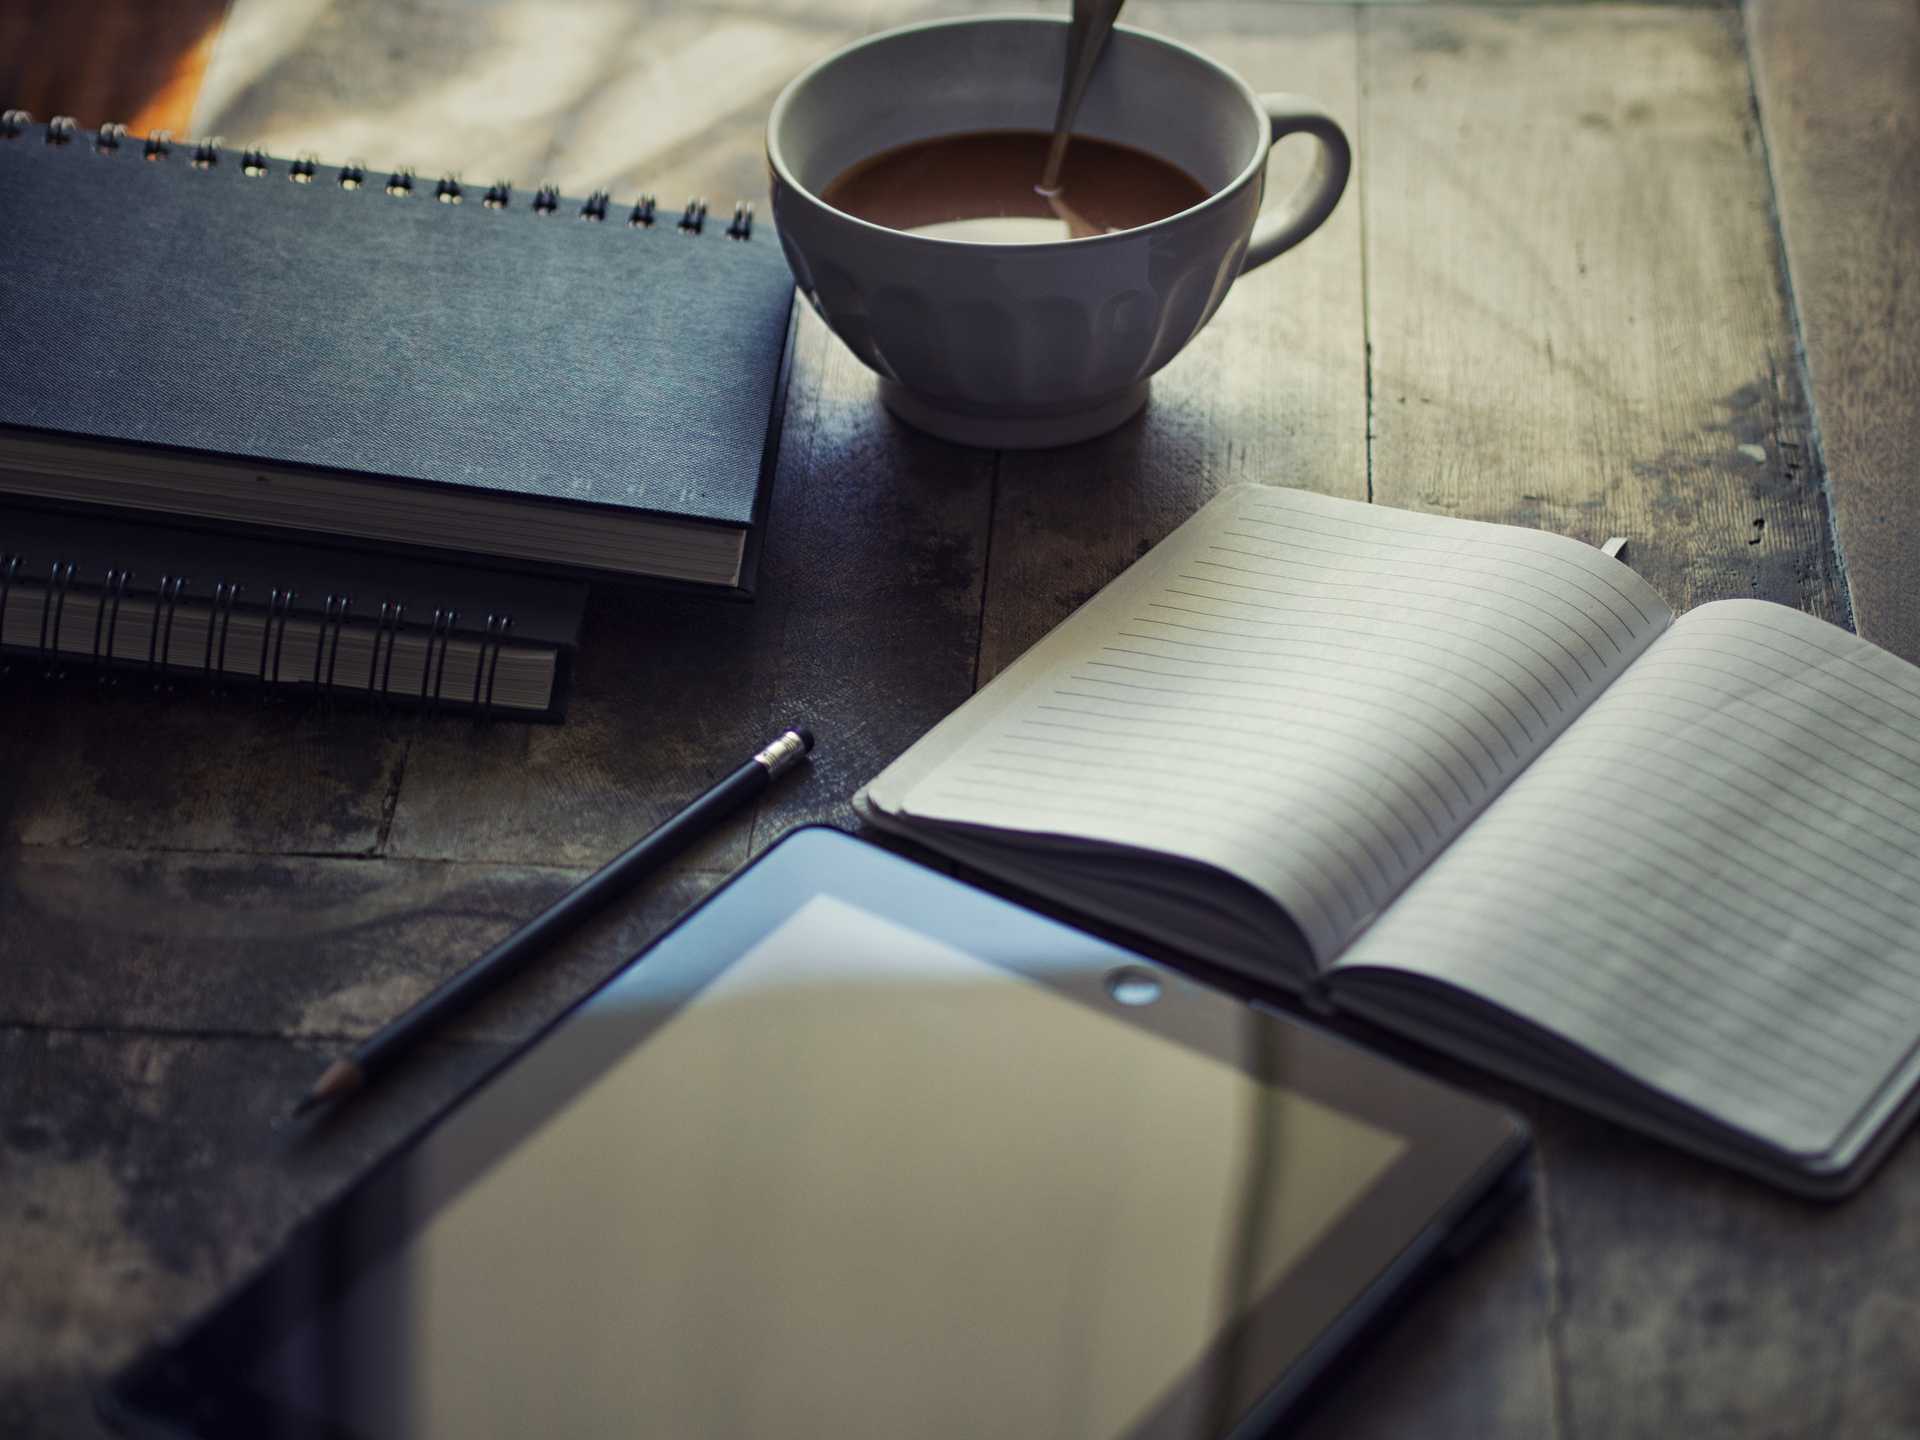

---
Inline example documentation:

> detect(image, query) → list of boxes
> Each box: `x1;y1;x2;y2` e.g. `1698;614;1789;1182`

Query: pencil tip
291;1058;364;1119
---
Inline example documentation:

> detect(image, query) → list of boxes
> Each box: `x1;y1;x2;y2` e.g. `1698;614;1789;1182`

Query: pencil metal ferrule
754;730;808;777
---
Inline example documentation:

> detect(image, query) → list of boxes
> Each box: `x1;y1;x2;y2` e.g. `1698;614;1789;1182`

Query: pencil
292;726;815;1116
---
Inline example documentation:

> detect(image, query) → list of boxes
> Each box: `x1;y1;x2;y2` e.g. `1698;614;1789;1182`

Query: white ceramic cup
766;15;1351;448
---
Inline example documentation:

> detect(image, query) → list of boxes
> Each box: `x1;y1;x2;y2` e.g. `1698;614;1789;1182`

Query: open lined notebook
857;486;1920;1195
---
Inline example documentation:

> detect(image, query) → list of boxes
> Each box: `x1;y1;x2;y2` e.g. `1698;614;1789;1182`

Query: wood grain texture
0;0;228;136
1539;1106;1920;1439
1362;5;1847;625
0;1027;510;1440
1748;0;1920;665
0;689;404;854
0;847;713;1042
976;1;1369;685
194;0;858;208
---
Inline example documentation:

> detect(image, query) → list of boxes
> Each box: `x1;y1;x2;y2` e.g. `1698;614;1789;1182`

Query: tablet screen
251;894;1408;1438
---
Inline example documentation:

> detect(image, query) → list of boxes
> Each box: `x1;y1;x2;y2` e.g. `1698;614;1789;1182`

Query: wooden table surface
3;0;1918;1435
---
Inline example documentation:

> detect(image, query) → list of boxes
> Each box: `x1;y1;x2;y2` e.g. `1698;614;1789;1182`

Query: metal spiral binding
38;561;75;677
316;593;352;701
257;587;296;692
98;568;128;687
146;574;187;687
420;607;457;714
378;600;404;708
474;612;513;719
366;601;392;705
12;124;756;254
0;554;17;676
0;553;520;716
92;568;128;683
144;574;170;679
212;581;241;690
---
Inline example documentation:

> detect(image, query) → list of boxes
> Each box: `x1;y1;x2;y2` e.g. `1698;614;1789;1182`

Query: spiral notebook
0;115;796;593
0;503;587;719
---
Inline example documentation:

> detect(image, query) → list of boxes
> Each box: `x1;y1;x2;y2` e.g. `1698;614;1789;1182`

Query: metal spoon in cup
1037;0;1126;237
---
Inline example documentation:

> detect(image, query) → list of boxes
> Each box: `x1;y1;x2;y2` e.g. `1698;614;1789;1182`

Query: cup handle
1241;95;1352;273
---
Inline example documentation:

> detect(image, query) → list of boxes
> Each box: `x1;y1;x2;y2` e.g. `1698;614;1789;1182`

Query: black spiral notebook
0;115;796;592
0;502;587;718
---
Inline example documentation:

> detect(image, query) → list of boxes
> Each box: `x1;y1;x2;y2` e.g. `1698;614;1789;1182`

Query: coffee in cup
767;17;1350;448
821;130;1209;244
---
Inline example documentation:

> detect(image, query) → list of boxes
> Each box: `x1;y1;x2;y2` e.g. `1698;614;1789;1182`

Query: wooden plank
192;0;858;204
1748;0;1920;665
974;1;1369;685
1538;1104;1920;1437
1362;4;1847;626
0;691;404;854
0;1026;509;1440
0;847;711;1041
0;0;228;137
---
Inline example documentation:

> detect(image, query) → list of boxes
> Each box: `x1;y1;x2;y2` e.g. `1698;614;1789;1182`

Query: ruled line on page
895;487;1674;964
1437;817;1920;1027
1338;599;1920;1156
982;737;1427;868
1117;622;1545;741
1347;893;1851;1134
1527;738;1920;932
1229;499;1662;627
1376;880;1870;1095
1004;711;1450;834
1069;664;1500;791
1215;527;1648;640
1165;575;1596;704
1096;643;1524;766
1191;553;1610;674
1043;684;1481;810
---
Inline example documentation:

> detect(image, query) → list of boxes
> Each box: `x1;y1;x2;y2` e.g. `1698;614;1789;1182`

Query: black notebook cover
0;120;795;589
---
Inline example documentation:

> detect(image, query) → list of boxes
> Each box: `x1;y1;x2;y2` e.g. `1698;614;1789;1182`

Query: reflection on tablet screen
256;895;1406;1438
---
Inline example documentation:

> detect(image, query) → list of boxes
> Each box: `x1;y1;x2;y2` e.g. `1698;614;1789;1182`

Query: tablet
104;827;1527;1440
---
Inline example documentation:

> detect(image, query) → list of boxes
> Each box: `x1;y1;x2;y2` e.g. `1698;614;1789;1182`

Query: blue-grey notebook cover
0;124;795;580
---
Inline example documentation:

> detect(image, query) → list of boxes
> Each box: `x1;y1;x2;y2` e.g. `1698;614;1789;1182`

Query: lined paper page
870;486;1671;963
1337;599;1920;1158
